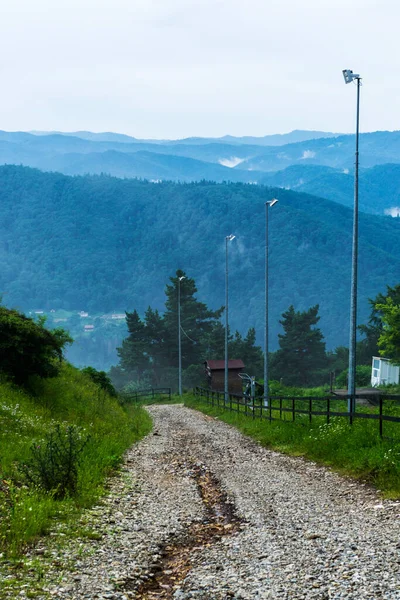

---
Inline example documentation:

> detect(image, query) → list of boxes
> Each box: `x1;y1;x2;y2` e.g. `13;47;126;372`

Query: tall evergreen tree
163;270;223;368
270;305;327;386
117;310;149;381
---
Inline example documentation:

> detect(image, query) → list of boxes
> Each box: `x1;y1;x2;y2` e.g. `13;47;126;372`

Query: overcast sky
1;0;399;139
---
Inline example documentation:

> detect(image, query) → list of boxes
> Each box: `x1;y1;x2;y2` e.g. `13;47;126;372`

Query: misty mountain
261;163;400;215
1;165;399;370
2;130;400;175
30;129;339;146
2;130;400;216
43;150;266;183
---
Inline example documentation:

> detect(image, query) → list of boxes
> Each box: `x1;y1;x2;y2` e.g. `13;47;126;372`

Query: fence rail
193;387;400;438
121;387;172;403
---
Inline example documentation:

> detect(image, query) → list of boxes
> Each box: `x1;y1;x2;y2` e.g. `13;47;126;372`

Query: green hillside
0;360;151;557
1;165;400;368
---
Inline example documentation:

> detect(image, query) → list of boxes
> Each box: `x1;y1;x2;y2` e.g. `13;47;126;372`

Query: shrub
0;307;72;386
81;366;117;397
336;365;372;388
21;425;90;499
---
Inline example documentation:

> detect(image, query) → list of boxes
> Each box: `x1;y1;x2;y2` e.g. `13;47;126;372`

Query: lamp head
178;276;186;281
226;234;236;241
342;69;360;84
268;198;279;207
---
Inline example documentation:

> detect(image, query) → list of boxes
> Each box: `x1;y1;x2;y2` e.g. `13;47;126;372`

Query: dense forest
1;165;400;368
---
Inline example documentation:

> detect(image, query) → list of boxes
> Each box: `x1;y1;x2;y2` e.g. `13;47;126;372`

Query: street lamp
178;275;185;396
343;68;362;414
225;234;236;401
264;199;278;408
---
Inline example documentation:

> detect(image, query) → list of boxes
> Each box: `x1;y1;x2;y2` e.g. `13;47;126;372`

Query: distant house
84;324;95;331
204;359;245;395
111;314;126;320
371;356;400;387
79;311;89;318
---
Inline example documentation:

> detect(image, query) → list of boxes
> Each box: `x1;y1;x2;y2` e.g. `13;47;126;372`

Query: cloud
384;207;400;217
301;150;316;159
218;157;246;168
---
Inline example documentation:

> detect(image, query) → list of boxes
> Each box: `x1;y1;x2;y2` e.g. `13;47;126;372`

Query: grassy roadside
184;394;400;498
0;363;152;557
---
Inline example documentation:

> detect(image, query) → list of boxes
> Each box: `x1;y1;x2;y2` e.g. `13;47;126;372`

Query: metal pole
225;236;229;401
264;201;269;408
178;277;182;395
347;77;361;414
264;199;278;407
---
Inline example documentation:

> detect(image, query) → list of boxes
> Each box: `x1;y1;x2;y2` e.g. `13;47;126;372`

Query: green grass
0;363;152;556
184;393;400;498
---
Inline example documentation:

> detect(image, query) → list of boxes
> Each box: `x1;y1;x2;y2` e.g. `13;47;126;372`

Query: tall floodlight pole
225;234;236;401
264;199;279;407
343;69;362;415
178;275;186;396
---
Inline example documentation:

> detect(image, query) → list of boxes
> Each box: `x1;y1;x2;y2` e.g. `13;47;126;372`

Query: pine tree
116;310;149;381
270;305;326;386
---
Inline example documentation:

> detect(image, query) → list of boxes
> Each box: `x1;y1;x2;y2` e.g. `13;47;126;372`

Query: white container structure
371;356;400;387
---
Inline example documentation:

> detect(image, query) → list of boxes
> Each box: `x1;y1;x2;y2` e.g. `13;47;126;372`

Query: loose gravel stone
1;404;399;599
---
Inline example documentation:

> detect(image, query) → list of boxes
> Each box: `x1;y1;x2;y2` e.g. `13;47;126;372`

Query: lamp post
264;199;278;407
178;275;185;396
225;234;236;401
342;69;362;415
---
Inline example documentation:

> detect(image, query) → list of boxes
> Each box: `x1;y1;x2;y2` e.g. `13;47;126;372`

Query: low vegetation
0;363;152;556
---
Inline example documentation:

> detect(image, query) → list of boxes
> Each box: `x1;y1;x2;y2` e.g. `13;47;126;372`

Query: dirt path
3;404;400;599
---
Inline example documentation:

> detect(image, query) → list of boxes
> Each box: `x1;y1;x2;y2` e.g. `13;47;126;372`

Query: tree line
110;271;400;392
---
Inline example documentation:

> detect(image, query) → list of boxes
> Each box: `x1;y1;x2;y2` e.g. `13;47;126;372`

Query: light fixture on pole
264;199;278;408
225;234;236;401
178;275;186;396
342;68;362;415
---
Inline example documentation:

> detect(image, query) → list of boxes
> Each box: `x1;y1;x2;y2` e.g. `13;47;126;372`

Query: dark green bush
336;364;372;388
81;366;117;396
21;425;90;498
0;307;72;386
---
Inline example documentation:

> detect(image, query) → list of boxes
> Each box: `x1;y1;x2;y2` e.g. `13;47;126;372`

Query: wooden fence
121;387;172;404
193;387;400;438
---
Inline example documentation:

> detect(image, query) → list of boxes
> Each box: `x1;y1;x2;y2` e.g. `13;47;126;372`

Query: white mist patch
342;169;349;174
218;156;246;168
301;150;316;159
384;207;400;217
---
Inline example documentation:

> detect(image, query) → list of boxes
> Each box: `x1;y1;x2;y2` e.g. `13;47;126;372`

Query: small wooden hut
204;359;245;395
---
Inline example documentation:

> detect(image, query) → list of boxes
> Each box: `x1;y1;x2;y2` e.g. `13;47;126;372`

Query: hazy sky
1;0;399;138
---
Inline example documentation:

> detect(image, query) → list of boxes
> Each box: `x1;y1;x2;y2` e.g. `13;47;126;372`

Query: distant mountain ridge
29;129;340;146
1;129;400;215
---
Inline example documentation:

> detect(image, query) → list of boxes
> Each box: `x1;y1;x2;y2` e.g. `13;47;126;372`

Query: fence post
327;397;330;424
269;396;272;422
292;397;295;422
379;395;383;438
280;397;282;421
309;397;312;423
252;393;255;419
349;394;353;426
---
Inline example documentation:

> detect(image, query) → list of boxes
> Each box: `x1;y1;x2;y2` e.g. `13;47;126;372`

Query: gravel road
6;404;400;599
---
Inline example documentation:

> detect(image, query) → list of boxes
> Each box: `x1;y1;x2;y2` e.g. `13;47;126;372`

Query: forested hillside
1;165;399;369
